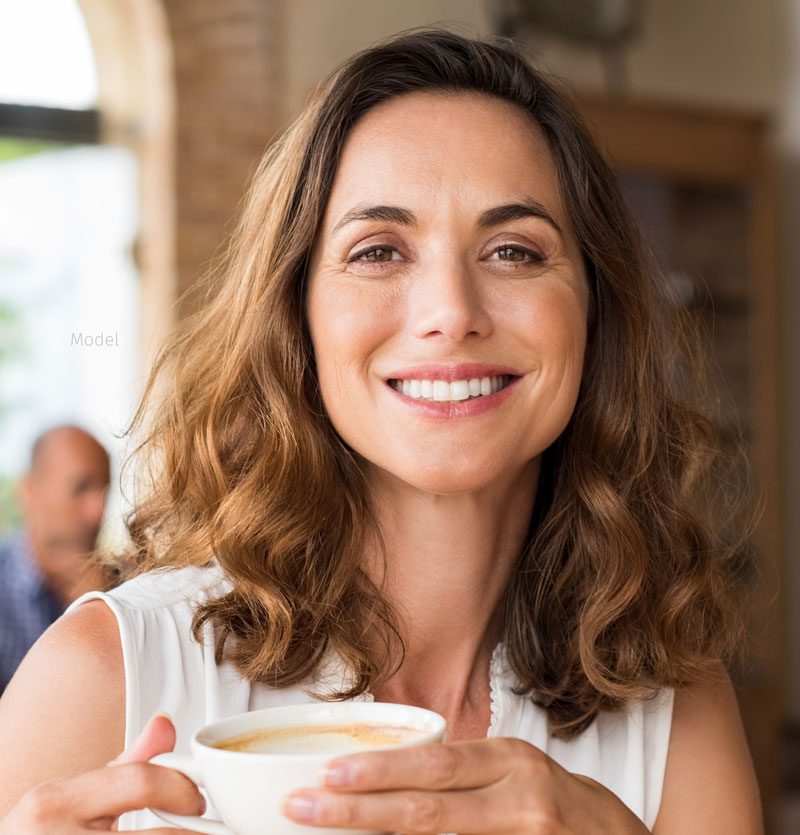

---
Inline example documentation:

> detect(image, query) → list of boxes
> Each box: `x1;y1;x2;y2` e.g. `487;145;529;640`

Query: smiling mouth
387;374;517;403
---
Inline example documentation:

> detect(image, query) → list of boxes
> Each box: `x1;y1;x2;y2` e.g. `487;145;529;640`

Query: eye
73;478;91;496
348;245;402;264
489;245;545;264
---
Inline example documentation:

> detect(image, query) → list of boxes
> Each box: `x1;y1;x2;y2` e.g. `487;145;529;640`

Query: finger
282;784;509;834
110;713;176;765
108;829;209;834
85;827;210;834
105;829;209;834
320;737;532;792
85;821;211;834
34;762;205;822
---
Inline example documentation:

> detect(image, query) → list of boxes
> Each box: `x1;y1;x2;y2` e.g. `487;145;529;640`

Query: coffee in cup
214;721;429;754
149;701;446;835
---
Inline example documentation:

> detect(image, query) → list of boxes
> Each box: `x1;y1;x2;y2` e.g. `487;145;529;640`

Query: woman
0;29;761;833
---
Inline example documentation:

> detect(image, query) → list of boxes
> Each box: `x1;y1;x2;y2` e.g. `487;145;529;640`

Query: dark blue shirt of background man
0;424;111;693
0;528;64;692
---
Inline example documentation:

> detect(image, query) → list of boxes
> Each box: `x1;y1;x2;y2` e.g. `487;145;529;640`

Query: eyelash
347;244;545;267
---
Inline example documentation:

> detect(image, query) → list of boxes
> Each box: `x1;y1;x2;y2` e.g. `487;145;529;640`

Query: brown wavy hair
121;28;754;737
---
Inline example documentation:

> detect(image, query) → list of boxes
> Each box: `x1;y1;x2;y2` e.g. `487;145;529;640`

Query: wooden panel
577;94;783;833
578;94;769;184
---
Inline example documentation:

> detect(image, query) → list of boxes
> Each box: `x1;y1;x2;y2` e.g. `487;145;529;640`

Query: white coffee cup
149;701;447;835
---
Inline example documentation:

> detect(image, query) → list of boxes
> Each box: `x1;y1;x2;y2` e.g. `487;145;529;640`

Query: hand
280;736;650;834
0;714;206;834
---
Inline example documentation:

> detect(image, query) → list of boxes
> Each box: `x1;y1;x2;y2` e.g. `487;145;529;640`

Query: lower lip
384;377;522;419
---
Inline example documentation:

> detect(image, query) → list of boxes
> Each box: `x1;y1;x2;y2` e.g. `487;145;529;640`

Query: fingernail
152;710;174;724
323;763;354;787
198;794;207;815
284;794;320;822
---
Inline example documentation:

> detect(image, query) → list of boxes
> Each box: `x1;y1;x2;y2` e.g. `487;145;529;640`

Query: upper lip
385;363;522;382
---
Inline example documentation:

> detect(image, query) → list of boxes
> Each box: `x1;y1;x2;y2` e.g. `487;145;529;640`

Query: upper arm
0;599;125;818
652;668;763;834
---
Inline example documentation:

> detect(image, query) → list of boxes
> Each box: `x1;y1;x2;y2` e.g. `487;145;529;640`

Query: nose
409;255;493;342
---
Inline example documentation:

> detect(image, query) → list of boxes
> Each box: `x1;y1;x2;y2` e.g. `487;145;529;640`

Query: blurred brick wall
163;0;284;315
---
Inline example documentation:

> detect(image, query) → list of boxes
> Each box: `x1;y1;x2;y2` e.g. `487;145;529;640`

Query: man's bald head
22;424;110;551
30;425;108;472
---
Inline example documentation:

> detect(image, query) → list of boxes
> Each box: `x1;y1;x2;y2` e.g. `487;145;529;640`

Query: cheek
508;284;588;437
307;280;397;403
546;300;587;378
507;281;587;366
543;296;587;393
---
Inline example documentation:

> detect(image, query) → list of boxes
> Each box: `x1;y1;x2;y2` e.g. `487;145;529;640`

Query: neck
362;458;539;719
26;528;104;606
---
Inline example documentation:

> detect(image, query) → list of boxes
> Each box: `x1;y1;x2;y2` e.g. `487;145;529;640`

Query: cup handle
148;752;233;835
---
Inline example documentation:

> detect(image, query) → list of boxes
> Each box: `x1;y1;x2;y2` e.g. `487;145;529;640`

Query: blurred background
0;0;796;830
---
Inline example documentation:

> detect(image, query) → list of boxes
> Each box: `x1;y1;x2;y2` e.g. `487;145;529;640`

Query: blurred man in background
0;424;111;692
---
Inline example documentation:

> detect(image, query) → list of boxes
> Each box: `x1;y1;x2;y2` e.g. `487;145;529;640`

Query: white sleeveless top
67;565;674;831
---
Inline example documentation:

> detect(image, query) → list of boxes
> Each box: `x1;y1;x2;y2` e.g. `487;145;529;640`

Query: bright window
0;0;97;109
0;2;138;551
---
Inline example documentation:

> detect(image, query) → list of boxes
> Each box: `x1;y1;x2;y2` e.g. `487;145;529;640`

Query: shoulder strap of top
65;565;239;748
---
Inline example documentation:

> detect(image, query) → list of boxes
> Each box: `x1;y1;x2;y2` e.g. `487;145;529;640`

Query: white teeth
390;375;512;402
432;380;449;401
450;380;470;401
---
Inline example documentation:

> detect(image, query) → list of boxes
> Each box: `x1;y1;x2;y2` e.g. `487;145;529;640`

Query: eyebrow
330;199;564;239
478;201;563;237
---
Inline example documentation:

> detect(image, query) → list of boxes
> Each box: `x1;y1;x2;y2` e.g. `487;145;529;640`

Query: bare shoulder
0;599;125;817
653;667;763;834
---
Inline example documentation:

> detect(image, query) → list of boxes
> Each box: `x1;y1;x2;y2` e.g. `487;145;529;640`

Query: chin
374;459;511;496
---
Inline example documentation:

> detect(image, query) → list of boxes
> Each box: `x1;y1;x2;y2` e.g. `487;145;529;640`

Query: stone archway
76;0;176;378
76;0;283;374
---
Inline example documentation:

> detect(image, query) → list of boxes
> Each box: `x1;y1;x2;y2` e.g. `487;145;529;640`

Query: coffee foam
214;722;427;755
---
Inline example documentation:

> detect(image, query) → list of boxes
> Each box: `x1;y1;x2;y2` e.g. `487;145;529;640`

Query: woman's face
306;91;589;494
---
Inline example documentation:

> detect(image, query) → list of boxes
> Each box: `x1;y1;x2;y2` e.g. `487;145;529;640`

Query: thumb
109;712;176;765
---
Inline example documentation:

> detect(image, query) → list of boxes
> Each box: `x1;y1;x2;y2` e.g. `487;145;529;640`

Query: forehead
321;91;566;229
35;433;108;476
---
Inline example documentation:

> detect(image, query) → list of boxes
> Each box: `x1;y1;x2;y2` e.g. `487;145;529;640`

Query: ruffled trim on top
487;641;506;738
